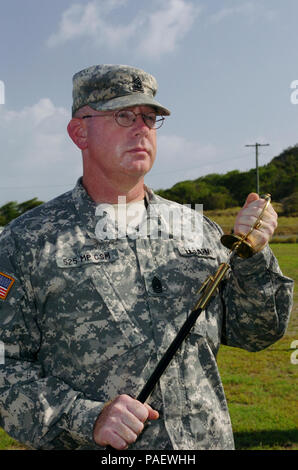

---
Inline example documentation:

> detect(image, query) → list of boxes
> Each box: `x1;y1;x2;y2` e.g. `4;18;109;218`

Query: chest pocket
91;268;147;348
55;247;147;349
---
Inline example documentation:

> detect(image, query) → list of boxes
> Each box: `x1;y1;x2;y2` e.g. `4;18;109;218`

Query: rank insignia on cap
0;272;15;300
132;75;144;93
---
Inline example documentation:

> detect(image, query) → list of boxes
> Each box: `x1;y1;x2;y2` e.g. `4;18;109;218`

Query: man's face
82;105;157;182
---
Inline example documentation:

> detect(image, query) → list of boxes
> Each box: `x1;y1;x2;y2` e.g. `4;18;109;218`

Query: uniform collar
71;178;99;240
71;178;157;240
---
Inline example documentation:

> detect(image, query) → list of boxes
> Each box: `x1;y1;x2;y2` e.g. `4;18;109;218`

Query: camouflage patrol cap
72;64;171;117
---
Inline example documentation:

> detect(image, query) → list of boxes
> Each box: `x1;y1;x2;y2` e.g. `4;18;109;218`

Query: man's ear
67;118;88;150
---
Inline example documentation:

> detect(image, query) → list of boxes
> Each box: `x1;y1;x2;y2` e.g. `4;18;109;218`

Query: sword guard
221;234;254;258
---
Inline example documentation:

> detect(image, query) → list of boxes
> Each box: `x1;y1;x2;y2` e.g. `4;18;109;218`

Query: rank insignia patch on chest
0;272;15;300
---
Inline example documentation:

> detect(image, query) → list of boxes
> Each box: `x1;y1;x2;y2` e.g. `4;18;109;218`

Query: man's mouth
128;147;149;154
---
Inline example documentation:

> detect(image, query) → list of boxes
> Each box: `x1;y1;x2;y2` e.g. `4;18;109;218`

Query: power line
150;152;265;177
245;143;270;194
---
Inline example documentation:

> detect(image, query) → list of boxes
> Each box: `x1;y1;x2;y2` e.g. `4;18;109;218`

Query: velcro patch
177;246;215;258
56;249;118;268
0;272;15;300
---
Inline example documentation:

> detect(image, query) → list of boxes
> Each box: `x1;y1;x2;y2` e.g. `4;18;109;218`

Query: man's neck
82;172;145;204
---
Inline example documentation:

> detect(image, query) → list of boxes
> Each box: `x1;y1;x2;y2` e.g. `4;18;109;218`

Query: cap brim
88;93;171;116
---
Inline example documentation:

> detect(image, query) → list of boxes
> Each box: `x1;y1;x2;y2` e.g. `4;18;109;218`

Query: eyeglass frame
81;109;165;130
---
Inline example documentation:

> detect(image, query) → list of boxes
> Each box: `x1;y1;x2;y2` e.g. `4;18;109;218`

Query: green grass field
0;243;297;450
217;243;298;450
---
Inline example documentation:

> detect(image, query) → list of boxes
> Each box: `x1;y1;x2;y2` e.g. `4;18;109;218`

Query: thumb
144;404;159;420
242;192;259;209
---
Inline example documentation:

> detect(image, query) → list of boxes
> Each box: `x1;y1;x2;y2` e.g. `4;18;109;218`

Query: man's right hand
93;394;159;450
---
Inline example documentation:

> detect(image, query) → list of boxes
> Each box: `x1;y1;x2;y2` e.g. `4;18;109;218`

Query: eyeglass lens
115;110;164;129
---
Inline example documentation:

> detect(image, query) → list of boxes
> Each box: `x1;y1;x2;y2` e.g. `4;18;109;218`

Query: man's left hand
233;193;278;253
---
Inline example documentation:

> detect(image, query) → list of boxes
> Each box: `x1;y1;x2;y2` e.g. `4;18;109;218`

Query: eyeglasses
82;109;165;129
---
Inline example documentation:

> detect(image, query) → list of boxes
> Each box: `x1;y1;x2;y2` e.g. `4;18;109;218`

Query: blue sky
0;0;297;206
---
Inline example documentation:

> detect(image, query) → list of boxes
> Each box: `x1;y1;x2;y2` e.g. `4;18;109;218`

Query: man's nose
132;114;150;134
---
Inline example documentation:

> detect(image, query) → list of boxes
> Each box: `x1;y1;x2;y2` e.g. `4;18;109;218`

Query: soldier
0;65;294;450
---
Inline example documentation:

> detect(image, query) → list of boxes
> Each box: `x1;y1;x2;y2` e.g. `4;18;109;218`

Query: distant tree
18;198;43;215
207;189;237;210
0;202;20;225
0;198;44;225
282;192;298;216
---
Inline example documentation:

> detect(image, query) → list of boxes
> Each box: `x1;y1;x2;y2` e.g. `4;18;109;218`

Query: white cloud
137;0;200;58
209;3;254;24
47;1;135;48
209;2;277;25
47;0;200;58
0;99;82;205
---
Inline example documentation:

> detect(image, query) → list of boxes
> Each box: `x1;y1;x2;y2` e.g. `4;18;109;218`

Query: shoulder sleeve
0;226;103;449
221;244;294;351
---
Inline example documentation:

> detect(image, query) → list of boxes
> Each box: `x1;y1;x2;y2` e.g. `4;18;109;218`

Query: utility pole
245;142;270;194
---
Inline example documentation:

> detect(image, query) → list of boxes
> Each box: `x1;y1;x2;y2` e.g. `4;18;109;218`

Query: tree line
0;145;297;226
0;198;43;226
156;145;298;214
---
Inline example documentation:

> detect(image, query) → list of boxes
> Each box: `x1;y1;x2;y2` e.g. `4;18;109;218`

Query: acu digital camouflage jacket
0;179;293;449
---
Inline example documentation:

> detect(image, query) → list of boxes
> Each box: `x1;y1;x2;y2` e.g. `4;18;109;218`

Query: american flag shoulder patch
0;272;15;300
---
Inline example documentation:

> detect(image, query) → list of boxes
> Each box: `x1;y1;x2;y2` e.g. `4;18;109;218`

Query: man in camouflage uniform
0;65;294;450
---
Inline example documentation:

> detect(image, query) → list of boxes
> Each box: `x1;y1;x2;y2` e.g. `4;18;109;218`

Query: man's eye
118;111;131;119
145;114;156;123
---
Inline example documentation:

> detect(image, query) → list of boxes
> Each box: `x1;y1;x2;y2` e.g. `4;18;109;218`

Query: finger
102;428;130;450
236;219;273;237
126;400;159;423
144;403;159;420
240;199;272;212
253;202;276;219
112;420;138;445
127;400;149;423
242;192;259;208
236;213;277;232
263;202;277;217
237;217;277;237
95;416;138;449
242;193;276;217
122;411;145;435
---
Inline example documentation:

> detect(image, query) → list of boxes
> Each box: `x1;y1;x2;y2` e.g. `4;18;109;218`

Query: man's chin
122;161;153;178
